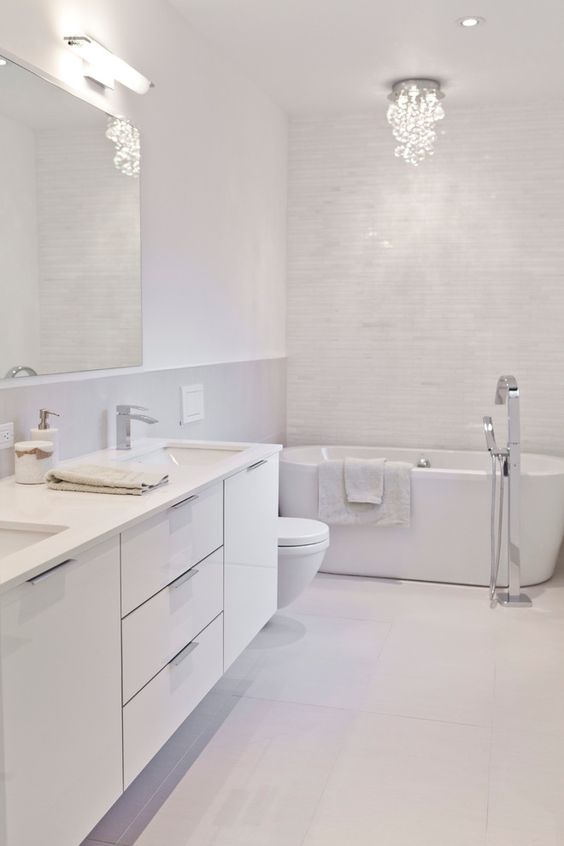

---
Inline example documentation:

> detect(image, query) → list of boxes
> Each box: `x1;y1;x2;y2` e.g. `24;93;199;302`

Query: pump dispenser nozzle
38;409;60;430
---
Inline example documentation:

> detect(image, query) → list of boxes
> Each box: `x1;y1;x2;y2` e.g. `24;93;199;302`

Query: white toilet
277;517;330;609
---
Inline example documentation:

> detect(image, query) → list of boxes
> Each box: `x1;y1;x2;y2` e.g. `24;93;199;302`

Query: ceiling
170;0;563;113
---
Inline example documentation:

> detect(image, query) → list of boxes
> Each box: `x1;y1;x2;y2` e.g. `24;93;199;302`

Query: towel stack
45;463;169;496
318;457;411;526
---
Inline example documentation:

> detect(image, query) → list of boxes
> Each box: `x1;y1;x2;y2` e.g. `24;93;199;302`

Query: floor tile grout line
356;705;493;731
237;690;491;729
290;609;397;623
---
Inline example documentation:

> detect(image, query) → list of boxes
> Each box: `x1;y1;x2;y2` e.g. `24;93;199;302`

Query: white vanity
0;439;281;846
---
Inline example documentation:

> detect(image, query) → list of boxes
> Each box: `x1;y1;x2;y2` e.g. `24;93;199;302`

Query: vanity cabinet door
0;538;123;846
223;455;279;669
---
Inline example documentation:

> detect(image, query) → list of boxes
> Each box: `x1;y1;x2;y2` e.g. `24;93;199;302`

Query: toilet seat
278;517;329;547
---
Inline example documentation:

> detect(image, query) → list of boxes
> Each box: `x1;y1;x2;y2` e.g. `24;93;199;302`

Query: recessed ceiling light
458;16;485;27
0;58;7;66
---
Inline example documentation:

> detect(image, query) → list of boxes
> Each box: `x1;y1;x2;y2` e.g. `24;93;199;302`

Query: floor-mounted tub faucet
116;404;158;450
484;375;531;607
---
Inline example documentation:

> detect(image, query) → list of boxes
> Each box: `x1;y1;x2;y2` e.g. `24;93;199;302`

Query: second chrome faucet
116;404;158;450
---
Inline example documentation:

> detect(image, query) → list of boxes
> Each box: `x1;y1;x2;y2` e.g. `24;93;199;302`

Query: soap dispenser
31;409;60;464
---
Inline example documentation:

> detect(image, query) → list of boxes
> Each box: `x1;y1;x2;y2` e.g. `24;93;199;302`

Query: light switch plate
180;384;204;425
0;422;14;450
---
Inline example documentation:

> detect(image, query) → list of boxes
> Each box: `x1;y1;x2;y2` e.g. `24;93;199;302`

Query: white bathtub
279;446;564;586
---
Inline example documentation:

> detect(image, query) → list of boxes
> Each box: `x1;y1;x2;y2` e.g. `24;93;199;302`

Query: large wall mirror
0;54;142;381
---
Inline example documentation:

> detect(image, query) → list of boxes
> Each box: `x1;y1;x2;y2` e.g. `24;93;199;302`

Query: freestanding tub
279;446;564;587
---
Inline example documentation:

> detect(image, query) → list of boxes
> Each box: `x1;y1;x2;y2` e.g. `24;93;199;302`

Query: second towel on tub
344;457;386;504
318;459;411;526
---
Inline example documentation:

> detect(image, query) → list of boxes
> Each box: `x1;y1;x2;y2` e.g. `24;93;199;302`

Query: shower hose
489;451;507;607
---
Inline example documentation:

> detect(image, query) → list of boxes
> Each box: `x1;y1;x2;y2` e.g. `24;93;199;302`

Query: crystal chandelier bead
387;80;445;166
105;116;141;177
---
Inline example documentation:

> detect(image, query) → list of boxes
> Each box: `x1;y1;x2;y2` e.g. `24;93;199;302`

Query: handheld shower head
483;416;509;457
483;416;497;453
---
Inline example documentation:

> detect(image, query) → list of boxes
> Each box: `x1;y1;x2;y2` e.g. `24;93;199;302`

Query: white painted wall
0;114;40;377
287;105;564;455
0;0;287;371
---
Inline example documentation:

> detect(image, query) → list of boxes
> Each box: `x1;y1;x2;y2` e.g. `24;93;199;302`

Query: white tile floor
85;566;564;846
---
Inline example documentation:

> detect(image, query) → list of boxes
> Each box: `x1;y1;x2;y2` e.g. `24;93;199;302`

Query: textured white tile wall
35;128;141;374
287;105;564;454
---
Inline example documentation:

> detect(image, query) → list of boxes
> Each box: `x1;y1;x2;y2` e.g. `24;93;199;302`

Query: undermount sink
0;522;66;561
121;446;244;469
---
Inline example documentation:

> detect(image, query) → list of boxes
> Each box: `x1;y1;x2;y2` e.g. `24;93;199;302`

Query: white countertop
0;438;282;595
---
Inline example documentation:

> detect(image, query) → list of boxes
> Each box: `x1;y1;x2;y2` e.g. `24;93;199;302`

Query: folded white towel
45;463;169;496
318;459;411;527
345;457;385;504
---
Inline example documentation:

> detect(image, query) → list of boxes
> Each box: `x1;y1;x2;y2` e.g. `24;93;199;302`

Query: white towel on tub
344;457;385;504
318;459;411;526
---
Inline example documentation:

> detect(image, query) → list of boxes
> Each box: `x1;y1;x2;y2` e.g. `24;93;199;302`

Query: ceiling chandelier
105;116;141;177
387;79;445;166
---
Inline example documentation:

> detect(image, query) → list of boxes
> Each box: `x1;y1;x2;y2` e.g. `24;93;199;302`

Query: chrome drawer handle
169;568;199;590
28;559;75;585
170;494;199;510
170;640;199;667
247;459;268;472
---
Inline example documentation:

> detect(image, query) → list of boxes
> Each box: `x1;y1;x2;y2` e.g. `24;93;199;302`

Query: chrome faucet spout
494;374;520;445
116;404;158;450
495;374;519;406
127;413;159;425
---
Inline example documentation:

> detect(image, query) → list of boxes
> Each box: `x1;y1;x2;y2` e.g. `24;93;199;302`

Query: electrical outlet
0;422;14;450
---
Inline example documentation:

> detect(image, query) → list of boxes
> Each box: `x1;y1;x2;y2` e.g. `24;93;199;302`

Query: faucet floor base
496;591;533;608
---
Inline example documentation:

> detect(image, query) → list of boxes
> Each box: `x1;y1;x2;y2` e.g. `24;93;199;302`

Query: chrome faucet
485;375;531;607
116;404;158;450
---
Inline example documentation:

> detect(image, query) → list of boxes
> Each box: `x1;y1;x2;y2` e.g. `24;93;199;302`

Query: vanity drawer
122;547;223;703
121;482;223;615
123;613;223;787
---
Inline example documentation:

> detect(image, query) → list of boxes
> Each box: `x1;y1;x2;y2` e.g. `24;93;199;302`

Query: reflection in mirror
0;55;142;380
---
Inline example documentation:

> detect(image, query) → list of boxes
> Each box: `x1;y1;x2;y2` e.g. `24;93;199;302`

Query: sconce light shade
64;36;153;94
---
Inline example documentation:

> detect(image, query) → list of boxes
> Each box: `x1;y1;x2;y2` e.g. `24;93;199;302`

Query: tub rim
280;444;564;479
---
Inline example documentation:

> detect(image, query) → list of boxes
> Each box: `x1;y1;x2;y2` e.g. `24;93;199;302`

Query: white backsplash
287;104;564;453
0;357;286;478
